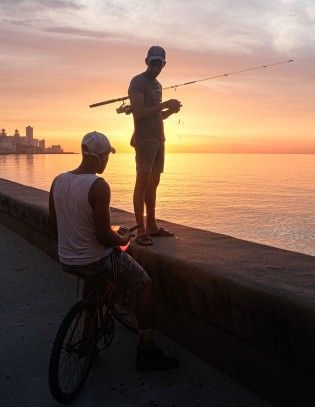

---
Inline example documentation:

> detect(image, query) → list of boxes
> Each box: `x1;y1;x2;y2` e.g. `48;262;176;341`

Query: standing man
128;46;181;246
49;131;179;371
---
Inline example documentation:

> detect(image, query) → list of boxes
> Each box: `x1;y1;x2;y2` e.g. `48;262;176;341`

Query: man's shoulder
91;177;110;191
55;171;67;178
130;72;146;82
52;171;68;185
90;177;110;202
129;73;147;90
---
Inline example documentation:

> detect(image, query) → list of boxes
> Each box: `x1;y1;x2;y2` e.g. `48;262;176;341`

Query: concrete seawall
1;178;314;406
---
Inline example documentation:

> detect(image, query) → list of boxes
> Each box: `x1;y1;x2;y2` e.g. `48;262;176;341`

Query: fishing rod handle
89;96;129;108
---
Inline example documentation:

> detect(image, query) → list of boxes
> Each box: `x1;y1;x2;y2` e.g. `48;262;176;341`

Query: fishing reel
116;102;132;115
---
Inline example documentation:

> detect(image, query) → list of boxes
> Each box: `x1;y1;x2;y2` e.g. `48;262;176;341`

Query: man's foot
136;344;179;372
135;234;153;246
148;228;174;237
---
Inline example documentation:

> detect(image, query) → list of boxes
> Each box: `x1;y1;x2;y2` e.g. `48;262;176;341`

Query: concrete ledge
1;178;314;406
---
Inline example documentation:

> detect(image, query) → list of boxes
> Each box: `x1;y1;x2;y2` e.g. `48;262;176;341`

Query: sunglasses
149;60;164;68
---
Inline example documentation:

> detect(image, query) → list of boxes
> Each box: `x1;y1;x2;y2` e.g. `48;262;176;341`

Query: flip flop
135;234;153;246
148;228;174;237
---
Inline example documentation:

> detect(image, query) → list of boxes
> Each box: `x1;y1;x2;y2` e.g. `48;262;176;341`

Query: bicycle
48;224;140;403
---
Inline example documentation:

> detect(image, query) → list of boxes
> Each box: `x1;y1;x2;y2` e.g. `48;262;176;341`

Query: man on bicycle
49;131;179;372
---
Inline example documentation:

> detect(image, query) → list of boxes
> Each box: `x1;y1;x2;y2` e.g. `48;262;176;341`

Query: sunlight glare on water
0;153;314;256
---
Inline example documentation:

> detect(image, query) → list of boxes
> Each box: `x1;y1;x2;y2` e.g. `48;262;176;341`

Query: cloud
44;26;126;40
73;0;313;55
2;0;314;55
1;0;82;12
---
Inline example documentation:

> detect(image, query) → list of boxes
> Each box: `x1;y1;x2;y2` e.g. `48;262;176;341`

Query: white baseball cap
81;131;116;156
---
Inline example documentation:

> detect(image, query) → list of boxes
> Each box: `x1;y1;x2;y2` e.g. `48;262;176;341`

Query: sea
0;153;314;257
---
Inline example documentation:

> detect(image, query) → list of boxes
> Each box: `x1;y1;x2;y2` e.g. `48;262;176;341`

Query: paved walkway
0;224;274;407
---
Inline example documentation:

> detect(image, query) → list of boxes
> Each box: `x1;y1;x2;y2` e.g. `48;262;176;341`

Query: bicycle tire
49;301;97;403
113;287;138;333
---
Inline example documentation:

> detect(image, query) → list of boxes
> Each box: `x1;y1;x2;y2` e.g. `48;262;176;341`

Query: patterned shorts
135;138;165;174
61;248;150;292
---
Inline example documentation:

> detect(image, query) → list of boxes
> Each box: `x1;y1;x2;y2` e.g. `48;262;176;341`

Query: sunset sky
1;0;314;153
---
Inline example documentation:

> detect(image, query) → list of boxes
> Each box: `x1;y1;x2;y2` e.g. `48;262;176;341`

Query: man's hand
119;233;131;246
165;99;182;113
117;229;134;239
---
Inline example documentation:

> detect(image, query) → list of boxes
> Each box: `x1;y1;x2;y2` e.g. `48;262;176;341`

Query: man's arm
129;92;181;120
129;91;167;119
49;181;58;238
89;178;130;247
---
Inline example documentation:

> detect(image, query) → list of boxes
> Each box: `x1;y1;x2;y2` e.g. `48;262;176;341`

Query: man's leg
134;279;155;331
133;276;179;371
145;172;160;234
115;250;179;371
133;172;151;240
133;140;152;238
113;249;155;330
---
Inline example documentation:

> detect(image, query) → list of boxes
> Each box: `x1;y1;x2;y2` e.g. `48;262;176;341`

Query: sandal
148;228;174;237
135;234;153;246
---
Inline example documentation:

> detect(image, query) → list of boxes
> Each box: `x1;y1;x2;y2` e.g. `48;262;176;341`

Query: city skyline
0;125;64;154
0;1;315;154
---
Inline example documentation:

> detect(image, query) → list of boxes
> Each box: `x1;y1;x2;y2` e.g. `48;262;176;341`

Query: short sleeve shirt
128;72;165;146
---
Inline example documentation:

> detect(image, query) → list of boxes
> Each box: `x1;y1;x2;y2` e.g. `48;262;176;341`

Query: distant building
39;139;45;149
51;145;63;153
26;126;33;146
13;129;20;139
33;139;39;147
0;140;15;153
1;128;7;137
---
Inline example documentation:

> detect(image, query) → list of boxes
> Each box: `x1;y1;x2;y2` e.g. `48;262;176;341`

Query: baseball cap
81;131;116;156
147;45;166;64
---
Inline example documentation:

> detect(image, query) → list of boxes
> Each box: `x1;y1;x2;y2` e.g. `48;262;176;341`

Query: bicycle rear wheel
49;301;97;403
113;287;138;332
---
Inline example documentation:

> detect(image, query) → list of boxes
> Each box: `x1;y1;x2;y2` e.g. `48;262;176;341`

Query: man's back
52;172;110;265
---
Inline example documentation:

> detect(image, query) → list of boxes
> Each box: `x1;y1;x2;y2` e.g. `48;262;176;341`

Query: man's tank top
52;172;111;265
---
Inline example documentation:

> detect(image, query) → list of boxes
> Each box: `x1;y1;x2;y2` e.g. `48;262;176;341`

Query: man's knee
135;173;151;190
148;173;161;189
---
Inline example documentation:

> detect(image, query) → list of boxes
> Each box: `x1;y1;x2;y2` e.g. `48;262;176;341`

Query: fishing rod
89;59;293;113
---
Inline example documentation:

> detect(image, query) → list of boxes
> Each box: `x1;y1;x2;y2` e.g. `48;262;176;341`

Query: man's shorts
61;248;150;292
135;138;165;174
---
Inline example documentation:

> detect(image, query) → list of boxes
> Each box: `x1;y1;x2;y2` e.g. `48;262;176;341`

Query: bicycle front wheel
113;287;138;333
49;301;97;403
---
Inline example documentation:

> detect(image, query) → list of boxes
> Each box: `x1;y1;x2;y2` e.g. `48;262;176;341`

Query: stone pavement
0;224;273;407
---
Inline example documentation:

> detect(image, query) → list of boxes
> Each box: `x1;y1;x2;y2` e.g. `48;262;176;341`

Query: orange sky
1;1;314;153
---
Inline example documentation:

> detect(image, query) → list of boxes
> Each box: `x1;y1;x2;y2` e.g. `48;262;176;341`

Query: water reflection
0;153;314;256
25;154;35;169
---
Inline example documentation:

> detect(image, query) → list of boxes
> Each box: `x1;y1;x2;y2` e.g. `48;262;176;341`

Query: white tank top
52;172;111;265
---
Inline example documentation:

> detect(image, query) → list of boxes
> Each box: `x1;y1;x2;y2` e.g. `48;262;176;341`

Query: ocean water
0;153;314;256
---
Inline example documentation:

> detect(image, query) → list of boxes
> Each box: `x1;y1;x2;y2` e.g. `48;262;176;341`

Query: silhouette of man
49;131;179;371
128;46;181;245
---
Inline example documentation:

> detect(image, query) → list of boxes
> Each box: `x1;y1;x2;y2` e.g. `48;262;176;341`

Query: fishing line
174;87;185;141
161;59;294;92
